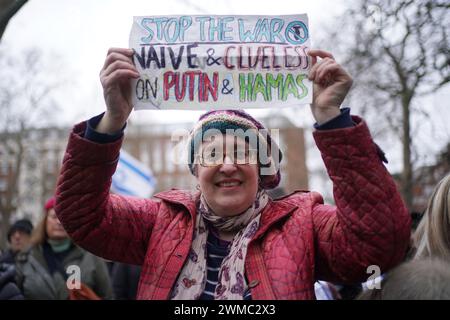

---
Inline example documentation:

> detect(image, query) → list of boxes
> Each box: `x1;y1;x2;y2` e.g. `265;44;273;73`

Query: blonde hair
412;174;450;260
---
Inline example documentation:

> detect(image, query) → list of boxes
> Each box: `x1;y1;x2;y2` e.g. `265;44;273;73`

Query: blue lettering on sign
140;18;155;44
153;17;169;40
165;18;180;42
285;21;308;45
222;17;234;41
270;18;284;43
195;16;210;41
179;16;193;41
239;18;289;43
238;18;256;42
139;16;193;44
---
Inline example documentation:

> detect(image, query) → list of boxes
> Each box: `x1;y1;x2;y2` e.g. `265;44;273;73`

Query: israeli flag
111;149;156;198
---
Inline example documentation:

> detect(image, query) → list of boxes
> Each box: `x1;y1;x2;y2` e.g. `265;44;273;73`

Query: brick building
123;114;308;194
0;114;308;227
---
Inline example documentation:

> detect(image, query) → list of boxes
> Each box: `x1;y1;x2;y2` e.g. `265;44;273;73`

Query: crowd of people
1;46;449;300
0;197;142;300
2;167;449;301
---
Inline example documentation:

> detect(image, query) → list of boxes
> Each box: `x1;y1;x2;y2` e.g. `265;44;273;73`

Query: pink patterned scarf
170;190;269;300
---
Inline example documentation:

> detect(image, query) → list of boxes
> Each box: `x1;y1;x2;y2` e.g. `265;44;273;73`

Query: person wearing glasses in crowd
54;47;411;299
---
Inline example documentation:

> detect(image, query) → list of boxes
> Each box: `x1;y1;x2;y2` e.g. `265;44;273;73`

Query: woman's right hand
97;48;139;134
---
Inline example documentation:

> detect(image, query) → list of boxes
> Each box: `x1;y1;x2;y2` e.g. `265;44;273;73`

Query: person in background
111;262;141;300
0;263;23;300
0;219;33;264
15;197;113;300
357;174;450;300
412;174;450;260
357;258;450;300
0;219;33;300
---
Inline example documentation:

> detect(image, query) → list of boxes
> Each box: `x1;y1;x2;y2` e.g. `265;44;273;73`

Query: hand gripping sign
129;14;312;110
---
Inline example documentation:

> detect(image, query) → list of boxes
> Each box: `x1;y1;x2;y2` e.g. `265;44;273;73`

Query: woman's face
197;134;259;217
46;208;68;240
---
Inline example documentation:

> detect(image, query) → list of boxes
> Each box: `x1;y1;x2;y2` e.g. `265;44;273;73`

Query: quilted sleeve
311;116;411;283
55;121;160;266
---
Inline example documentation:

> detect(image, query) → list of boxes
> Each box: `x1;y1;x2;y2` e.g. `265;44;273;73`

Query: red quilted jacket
55;116;411;300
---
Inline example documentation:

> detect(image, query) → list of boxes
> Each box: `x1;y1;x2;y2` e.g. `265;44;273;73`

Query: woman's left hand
307;49;353;125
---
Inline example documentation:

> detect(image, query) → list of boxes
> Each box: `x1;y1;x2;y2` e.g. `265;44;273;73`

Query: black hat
7;219;33;242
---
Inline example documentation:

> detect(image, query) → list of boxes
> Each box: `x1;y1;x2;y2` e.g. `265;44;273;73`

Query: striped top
199;230;251;300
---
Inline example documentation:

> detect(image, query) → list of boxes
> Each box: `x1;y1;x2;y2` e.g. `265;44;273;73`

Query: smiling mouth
216;181;242;188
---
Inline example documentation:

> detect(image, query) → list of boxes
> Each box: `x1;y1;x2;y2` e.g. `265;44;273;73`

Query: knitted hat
7;219;33;242
188;109;282;189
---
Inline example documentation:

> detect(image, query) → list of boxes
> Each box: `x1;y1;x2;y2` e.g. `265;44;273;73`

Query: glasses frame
195;147;259;167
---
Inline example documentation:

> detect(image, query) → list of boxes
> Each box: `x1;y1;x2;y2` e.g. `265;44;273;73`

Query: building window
166;140;175;173
140;142;150;167
0;160;8;175
152;143;163;173
0;179;6;192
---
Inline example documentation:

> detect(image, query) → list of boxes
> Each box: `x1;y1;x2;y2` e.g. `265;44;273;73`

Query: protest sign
129;14;312;110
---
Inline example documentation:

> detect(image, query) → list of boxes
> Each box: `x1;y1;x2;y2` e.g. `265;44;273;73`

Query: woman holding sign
54;47;411;299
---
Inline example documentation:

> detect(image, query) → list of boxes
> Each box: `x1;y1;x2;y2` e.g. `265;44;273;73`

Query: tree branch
0;0;28;40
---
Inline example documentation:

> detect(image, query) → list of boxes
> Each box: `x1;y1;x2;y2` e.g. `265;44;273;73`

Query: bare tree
321;0;450;210
0;47;63;248
0;0;28;41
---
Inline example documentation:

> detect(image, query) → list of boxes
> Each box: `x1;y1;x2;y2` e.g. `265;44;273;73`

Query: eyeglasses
196;148;258;167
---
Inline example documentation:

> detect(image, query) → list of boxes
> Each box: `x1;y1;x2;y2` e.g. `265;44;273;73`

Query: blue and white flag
111;149;156;198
